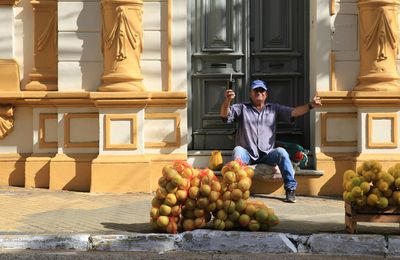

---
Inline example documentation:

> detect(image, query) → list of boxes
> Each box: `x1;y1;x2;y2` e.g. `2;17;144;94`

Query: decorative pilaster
25;0;57;91
0;105;14;139
354;0;400;92
99;0;145;92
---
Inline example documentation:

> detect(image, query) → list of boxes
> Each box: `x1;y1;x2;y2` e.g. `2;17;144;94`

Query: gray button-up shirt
225;102;294;161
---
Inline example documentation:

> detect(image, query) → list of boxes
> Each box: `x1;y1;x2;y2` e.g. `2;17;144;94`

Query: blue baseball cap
250;80;268;91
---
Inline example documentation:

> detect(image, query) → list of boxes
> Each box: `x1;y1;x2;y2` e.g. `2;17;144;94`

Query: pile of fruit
342;160;400;209
150;160;280;233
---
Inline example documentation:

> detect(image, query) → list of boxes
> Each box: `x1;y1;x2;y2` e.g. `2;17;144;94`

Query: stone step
188;150;324;180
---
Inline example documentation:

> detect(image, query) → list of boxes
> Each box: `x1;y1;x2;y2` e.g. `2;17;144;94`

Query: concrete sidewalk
0;186;399;257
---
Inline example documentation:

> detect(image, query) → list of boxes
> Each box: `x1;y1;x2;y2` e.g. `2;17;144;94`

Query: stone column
354;0;400;92
25;0;57;91
99;0;145;92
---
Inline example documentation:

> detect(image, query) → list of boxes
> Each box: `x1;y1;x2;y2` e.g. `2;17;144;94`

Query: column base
353;81;400;92
98;81;145;92
25;81;57;91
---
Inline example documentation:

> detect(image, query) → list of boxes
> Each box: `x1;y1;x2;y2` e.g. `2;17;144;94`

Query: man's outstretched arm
220;89;235;118
291;95;322;117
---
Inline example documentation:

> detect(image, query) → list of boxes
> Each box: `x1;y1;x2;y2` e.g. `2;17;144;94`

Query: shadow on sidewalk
101;222;152;233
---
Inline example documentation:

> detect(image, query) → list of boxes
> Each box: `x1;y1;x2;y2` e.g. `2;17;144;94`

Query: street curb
0;231;399;257
0;234;90;251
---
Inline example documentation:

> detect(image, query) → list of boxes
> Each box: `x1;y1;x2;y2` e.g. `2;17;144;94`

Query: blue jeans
232;146;297;191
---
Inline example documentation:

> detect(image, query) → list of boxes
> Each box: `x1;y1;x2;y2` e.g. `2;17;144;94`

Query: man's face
250;88;267;106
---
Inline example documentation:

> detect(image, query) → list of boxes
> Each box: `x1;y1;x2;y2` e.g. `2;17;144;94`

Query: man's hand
310;95;322;108
225;89;235;102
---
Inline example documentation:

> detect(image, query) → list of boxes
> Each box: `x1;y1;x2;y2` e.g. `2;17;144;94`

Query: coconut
171;205;181;216
231;189;243;201
182;219;195;231
359;182;370;193
221;165;229;175
395;177;400;188
150;207;160;220
228;211;240;222
377;197;389;209
255;208;269;223
350;186;362;198
171;175;184;187
355;196;367;207
223;200;236;214
238;177;252;192
200;184;211;197
248;220;260;231
176;189;188;202
245;204;257;217
235;199;247;212
150;219;159;231
159;204;172;216
188;186;200;199
178;178;189;190
216;209;228;221
166;221;178;234
182;208;195;219
367;193;379;206
158;176;168;187
206;202;217;212
165;193;177;206
211;181;222;192
213;218;225;230
151;197;163;208
166;182;178;193
157;215;169;228
236;169;247;181
194;208;205;218
196;197;209;209
228;161;241;172
244;166;254;179
228;183;238;192
267;214;280;226
190;177;200;188
238;214;250;227
223;171;236;184
222;191;231;201
185;198;196;210
224;219;234;230
156;187;168;200
209;191;220;202
194;217;206;228
215;199;224;210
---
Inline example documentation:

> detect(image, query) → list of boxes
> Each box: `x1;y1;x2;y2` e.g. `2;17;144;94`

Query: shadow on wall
14;0;34;89
61;155;92;192
76;1;102;92
8;157;25;187
318;152;357;196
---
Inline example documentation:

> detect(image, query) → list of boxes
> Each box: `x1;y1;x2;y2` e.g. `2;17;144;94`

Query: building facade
0;0;399;196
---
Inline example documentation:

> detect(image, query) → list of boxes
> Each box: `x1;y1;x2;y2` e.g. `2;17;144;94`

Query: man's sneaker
285;189;296;203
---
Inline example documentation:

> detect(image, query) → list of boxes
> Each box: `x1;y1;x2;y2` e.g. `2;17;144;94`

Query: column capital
0;0;21;6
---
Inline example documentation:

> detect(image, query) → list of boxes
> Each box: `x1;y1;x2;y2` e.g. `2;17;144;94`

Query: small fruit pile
150;160;280;233
212;160;279;231
342;160;400;209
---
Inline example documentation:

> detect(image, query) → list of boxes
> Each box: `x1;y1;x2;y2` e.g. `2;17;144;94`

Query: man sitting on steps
220;79;322;203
